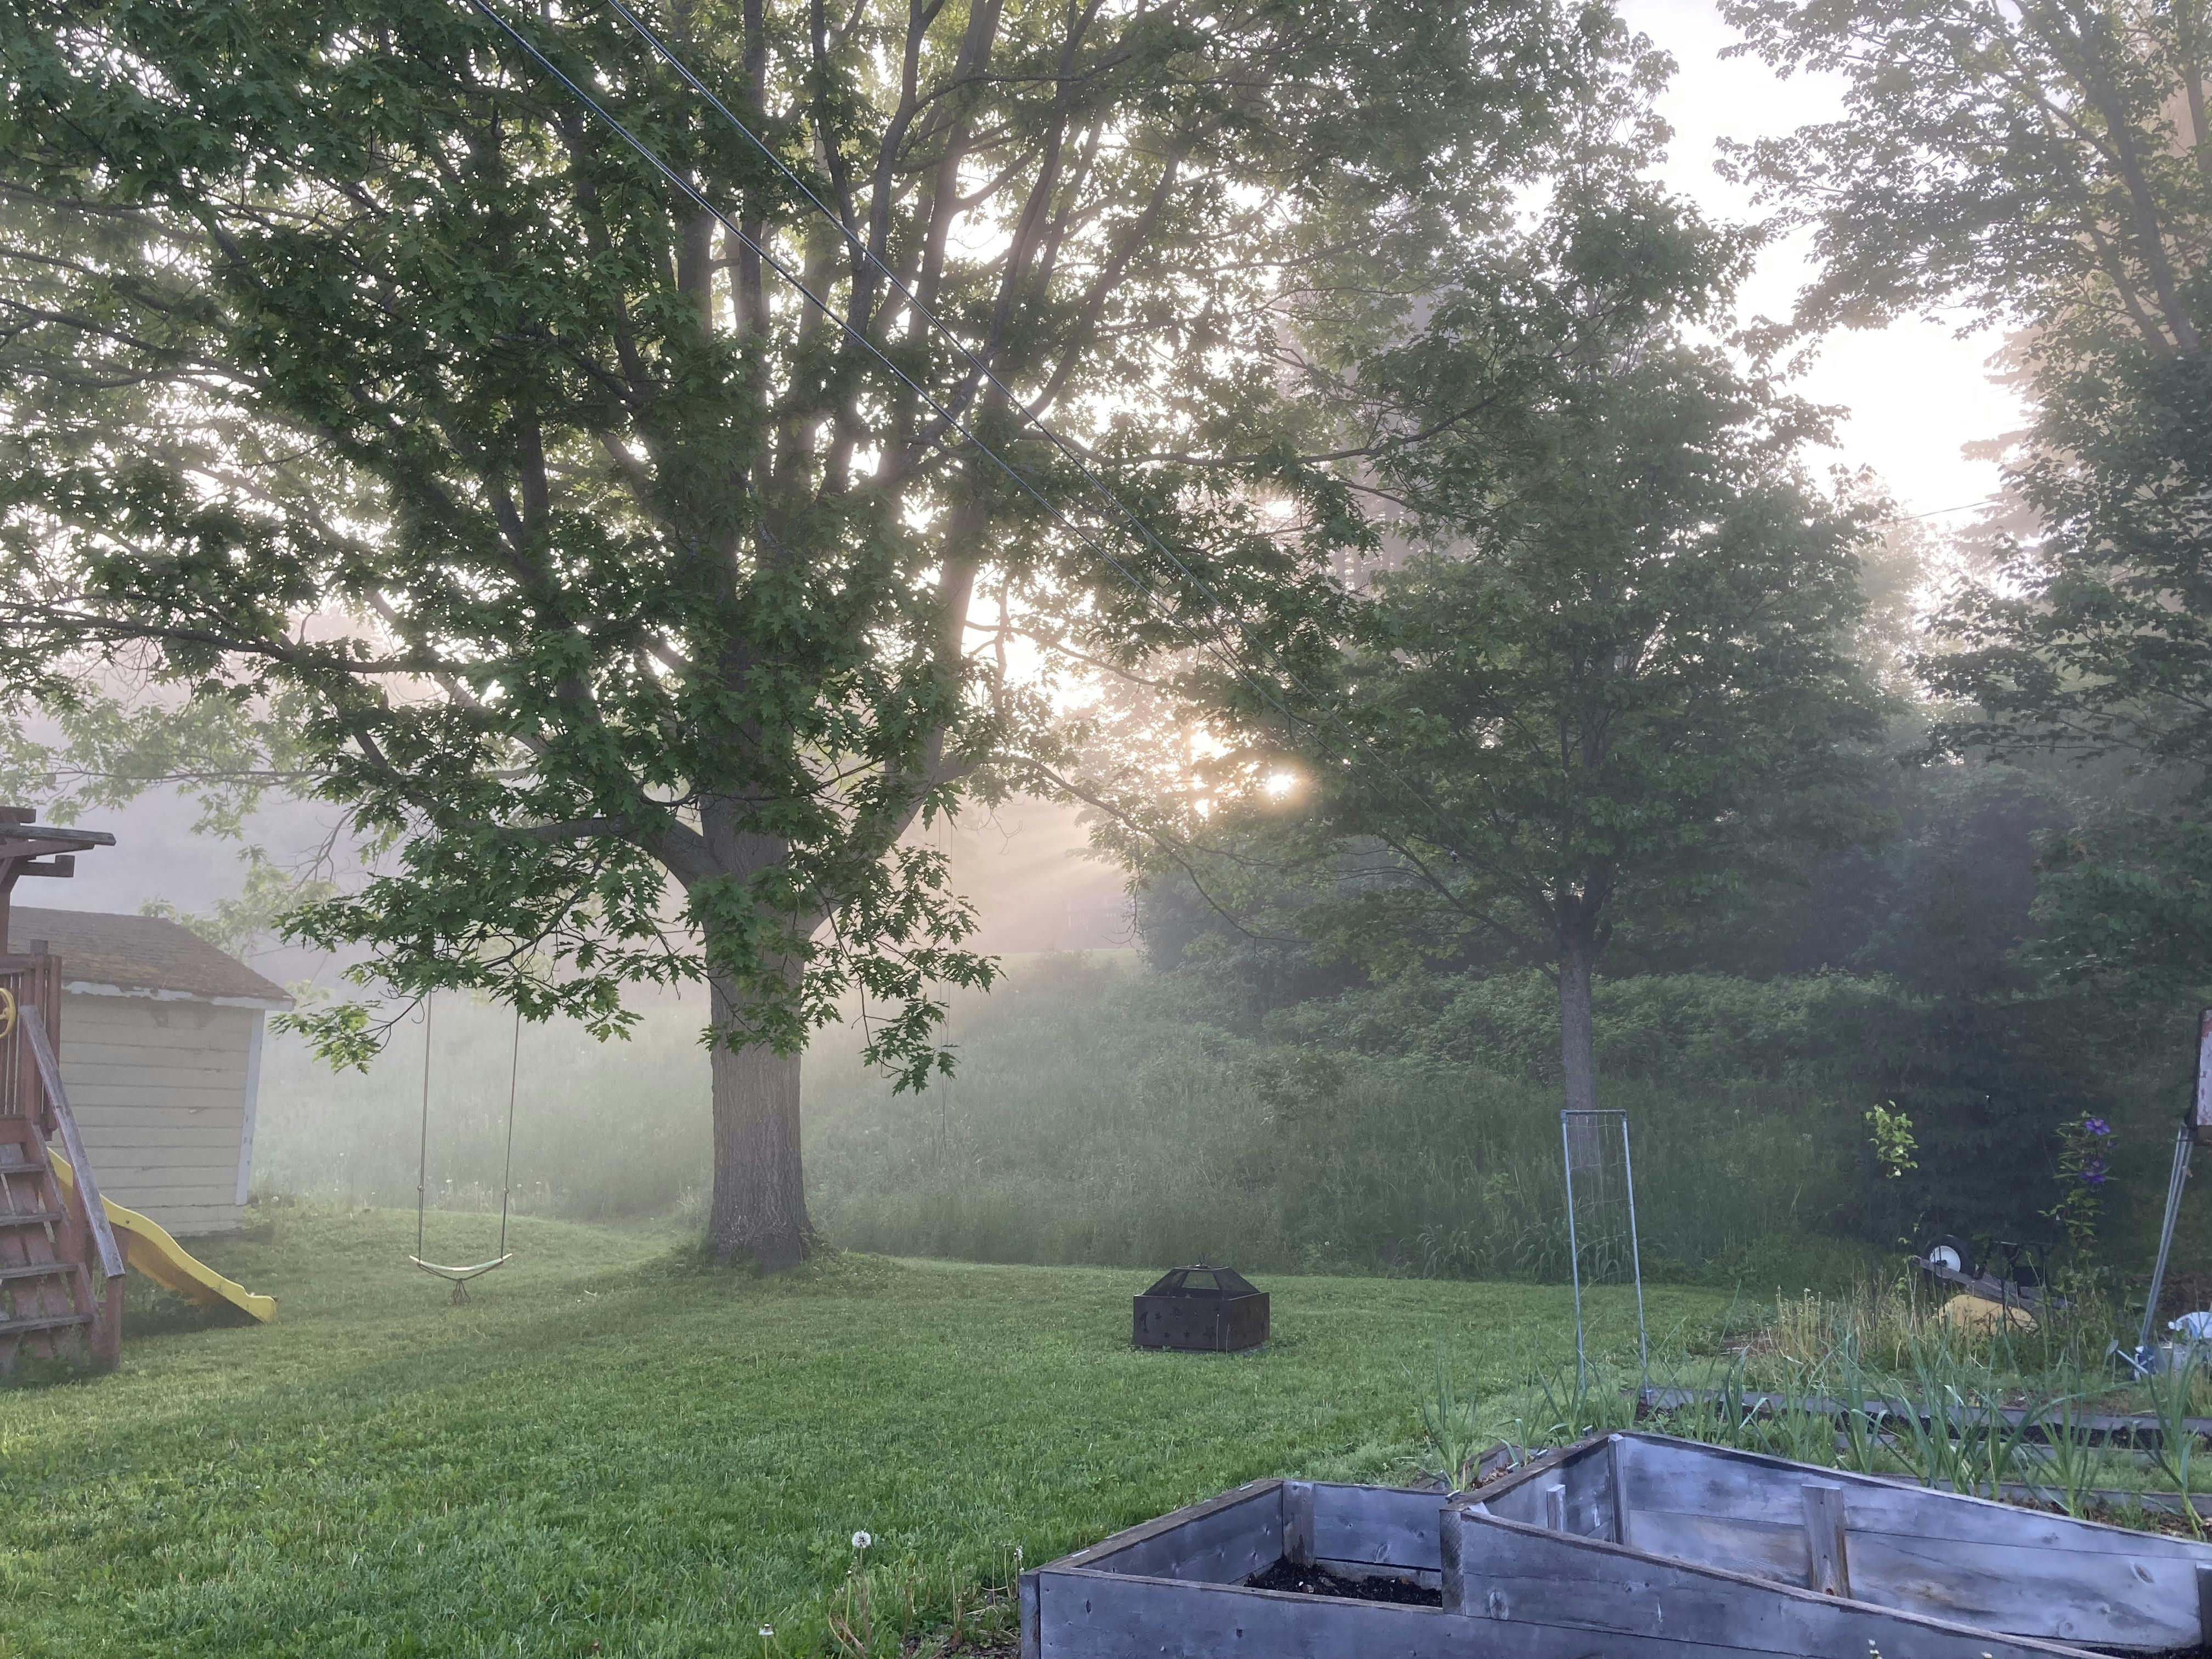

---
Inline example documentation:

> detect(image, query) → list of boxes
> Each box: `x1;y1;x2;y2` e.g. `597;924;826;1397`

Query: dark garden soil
1243;1559;1443;1606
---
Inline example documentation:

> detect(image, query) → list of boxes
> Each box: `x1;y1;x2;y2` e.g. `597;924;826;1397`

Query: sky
24;1;2031;957
1616;0;2023;520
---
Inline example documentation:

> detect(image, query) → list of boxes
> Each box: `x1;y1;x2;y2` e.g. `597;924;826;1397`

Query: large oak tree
0;0;1599;1265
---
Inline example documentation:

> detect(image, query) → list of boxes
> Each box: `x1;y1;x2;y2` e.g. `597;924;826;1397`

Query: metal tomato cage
1562;1107;1648;1387
2123;1006;2212;1376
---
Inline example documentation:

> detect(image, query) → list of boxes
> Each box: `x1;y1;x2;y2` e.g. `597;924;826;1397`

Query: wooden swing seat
407;1251;513;1304
407;1254;512;1282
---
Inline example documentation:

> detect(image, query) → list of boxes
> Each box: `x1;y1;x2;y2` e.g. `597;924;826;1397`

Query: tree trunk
1557;928;1600;1116
706;972;814;1273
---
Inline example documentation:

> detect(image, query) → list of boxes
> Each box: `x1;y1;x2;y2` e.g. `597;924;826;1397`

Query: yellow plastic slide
47;1149;276;1324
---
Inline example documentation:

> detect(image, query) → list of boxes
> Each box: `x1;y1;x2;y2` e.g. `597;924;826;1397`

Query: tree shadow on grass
122;1273;263;1338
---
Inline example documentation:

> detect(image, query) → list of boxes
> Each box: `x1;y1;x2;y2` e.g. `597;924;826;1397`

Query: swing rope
497;1006;519;1259
408;992;521;1302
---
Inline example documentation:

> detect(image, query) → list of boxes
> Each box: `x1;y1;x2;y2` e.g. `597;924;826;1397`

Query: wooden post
0;810;113;958
1281;1481;1316;1567
1017;1569;1041;1659
2196;1008;2212;1147
1607;1435;1629;1544
1543;1483;1566;1533
1803;1482;1850;1598
1439;1502;1467;1614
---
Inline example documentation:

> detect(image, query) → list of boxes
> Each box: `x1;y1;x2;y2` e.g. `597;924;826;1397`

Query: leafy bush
1255;966;2135;1249
1264;969;1903;1083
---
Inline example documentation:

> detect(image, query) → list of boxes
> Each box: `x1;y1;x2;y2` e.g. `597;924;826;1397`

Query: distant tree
1726;0;2212;997
1122;173;1891;1114
1723;0;2211;348
138;852;337;964
0;0;1595;1266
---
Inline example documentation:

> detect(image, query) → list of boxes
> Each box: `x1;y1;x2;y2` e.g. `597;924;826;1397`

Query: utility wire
459;0;1489;873
1884;495;2004;523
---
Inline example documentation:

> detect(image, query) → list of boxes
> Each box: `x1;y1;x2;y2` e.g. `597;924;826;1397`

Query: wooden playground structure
0;808;126;1374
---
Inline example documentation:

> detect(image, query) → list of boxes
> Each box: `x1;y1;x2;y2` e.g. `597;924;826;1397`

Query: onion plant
2032;1383;2104;1520
2145;1346;2208;1540
1413;1344;1488;1490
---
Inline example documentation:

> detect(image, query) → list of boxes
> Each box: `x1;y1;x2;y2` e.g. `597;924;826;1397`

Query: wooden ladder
0;991;123;1374
0;1113;104;1369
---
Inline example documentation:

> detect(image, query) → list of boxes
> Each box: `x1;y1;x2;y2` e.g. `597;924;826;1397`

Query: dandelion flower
852;1531;873;1550
759;1628;775;1640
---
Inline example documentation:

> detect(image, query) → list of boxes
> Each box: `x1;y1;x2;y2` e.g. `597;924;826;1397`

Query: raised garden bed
1640;1383;2212;1448
1018;1434;2212;1658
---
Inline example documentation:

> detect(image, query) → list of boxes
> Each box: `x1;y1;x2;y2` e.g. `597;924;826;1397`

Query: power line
1884;495;2004;523
460;0;1495;870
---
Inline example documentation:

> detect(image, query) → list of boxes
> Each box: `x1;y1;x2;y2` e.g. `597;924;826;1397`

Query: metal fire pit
1132;1264;1268;1352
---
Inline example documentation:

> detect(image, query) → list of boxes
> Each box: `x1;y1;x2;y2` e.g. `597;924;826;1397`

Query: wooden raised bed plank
1289;1479;1454;1584
1618;1432;2199;1551
1443;1507;2100;1659
1535;1431;2212;1652
1058;1480;1283;1583
1619;1433;2203;1654
1027;1562;2112;1659
1465;1440;1617;1538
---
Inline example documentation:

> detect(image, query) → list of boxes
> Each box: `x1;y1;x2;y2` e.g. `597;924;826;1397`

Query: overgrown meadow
255;952;2211;1293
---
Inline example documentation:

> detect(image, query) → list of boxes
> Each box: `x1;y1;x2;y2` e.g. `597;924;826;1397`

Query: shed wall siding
57;993;250;1235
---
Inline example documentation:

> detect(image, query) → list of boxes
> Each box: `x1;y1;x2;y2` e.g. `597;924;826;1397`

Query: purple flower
2080;1158;2109;1186
2083;1117;2112;1138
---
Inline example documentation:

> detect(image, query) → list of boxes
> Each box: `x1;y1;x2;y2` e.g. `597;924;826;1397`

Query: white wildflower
851;1531;873;1550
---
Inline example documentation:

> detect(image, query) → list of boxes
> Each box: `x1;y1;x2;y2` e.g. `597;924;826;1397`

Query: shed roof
9;906;293;1008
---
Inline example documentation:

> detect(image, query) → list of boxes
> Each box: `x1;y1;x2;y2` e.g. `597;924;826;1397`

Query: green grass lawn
0;1206;1719;1658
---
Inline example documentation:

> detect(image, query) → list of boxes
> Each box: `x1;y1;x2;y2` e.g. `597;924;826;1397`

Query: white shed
11;906;292;1237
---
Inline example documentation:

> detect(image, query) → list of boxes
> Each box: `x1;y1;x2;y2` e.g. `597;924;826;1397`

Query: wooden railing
0;950;60;1121
20;1006;123;1367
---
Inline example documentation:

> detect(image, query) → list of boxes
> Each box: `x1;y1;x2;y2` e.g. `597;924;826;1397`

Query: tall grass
255;990;713;1218
256;954;1865;1282
809;956;1861;1283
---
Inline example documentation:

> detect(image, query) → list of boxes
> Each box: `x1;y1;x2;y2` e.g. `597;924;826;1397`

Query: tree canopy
1723;0;2212;351
0;0;1607;1265
1729;0;2212;1000
1109;168;1891;1114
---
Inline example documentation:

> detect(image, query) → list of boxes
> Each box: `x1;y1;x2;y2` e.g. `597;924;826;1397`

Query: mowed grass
0;1206;1718;1658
